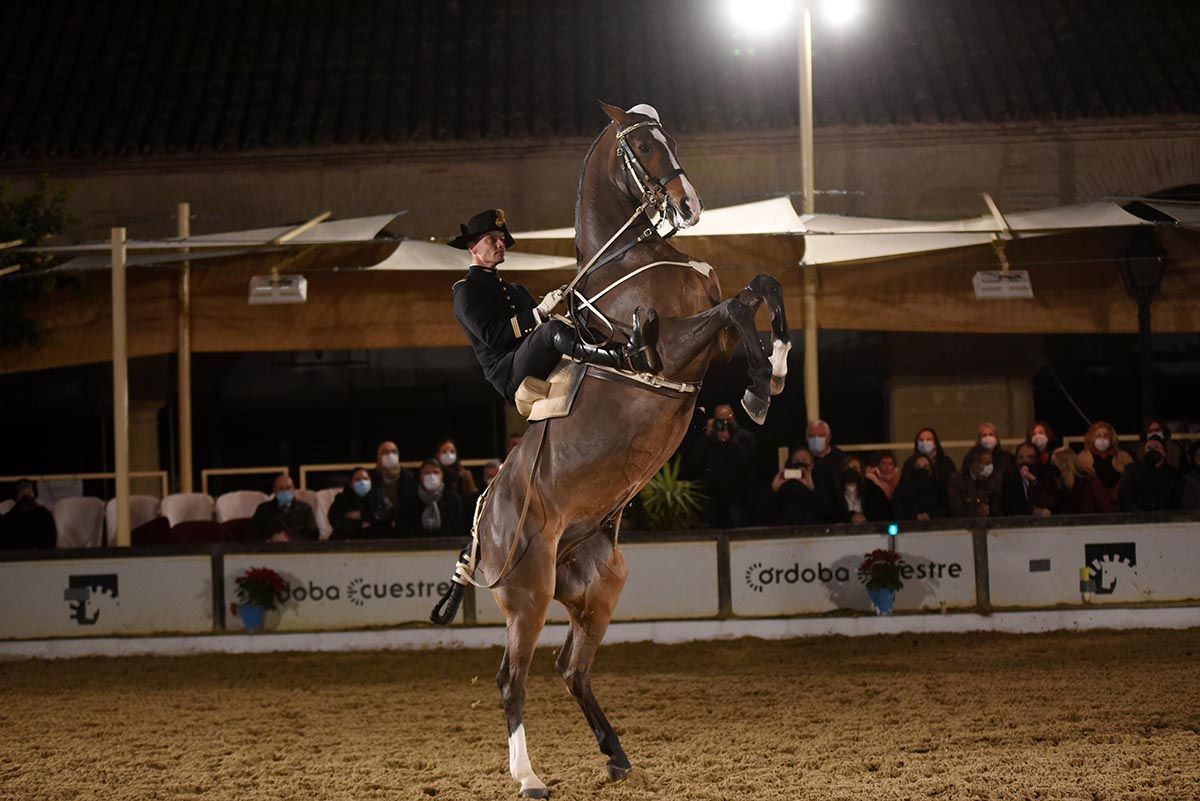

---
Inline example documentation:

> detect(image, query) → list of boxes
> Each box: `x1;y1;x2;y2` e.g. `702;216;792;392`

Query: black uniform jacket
453;265;541;397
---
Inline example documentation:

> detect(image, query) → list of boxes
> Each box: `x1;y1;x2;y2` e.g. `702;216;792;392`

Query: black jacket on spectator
250;498;320;541
773;476;833;525
811;446;847;502
947;472;1003;518
902;452;956;512
1001;464;1059;516
397;489;466;537
690;434;754;528
1118;462;1183;512
1182;474;1200;510
893;470;946;520
0;498;56;549
860;479;894;522
369;468;414;527
328;483;393;539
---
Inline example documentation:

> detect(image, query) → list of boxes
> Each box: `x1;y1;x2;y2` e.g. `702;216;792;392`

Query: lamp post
1118;228;1168;423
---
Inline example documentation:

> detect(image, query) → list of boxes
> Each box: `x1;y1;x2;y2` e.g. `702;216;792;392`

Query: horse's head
600;101;702;230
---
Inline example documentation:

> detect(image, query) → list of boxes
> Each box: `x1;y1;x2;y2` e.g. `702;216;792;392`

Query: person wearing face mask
832;456;869;524
328;467;391;539
1135;419;1186;472
0;479;56;550
965;422;1013;478
434;438;478;499
1119;434;1183;512
371;440;413;526
804;419;846;506
398;460;466;537
770;447;833;525
251;474;319;543
948;449;1003;518
1001;442;1057;517
1050;447;1105;515
892;455;946;521
902;428;955;510
1026;421;1057;466
1076;421;1131;513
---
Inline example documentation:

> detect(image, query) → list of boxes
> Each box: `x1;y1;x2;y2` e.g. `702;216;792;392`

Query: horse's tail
429;582;464;626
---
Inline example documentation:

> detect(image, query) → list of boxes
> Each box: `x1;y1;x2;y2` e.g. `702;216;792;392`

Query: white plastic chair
0;499;13;516
104;495;161;543
214;490;269;523
160;493;215;527
315;488;341;540
53;497;106;549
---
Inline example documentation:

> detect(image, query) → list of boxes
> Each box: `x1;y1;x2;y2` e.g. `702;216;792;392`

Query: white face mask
1093;437;1111;452
1031;433;1049;451
978;464;994;478
917;439;936;456
421;473;443;492
979;435;997;451
381;453;399;469
438;450;457;467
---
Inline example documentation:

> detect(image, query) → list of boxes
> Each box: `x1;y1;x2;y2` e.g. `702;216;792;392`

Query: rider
450;208;662;406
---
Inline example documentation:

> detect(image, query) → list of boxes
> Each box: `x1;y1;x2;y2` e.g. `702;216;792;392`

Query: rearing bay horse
437;101;790;798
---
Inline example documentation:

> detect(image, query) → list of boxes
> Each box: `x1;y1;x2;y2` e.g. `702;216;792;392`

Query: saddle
515;358;587;421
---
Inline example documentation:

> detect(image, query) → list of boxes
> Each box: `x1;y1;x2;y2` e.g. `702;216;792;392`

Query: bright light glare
724;0;795;36
821;0;862;27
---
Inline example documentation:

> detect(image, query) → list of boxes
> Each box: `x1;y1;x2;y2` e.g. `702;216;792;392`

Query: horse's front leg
746;274;791;395
723;296;773;423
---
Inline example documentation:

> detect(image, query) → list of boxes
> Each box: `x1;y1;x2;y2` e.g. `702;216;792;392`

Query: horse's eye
639;143;651;154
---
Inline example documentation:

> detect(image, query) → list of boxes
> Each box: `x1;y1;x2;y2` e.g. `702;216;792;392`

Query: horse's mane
573;123;611;270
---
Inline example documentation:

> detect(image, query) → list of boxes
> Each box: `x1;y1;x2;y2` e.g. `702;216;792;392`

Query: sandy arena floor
2;629;1198;800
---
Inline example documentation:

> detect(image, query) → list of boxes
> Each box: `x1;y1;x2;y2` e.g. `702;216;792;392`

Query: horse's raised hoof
519;788;549;799
770;374;787;396
606;763;633;782
741;390;769;425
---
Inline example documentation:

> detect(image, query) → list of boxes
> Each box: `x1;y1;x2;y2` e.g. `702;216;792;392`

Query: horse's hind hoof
741;390;769;425
519;788;549;799
607;763;632;782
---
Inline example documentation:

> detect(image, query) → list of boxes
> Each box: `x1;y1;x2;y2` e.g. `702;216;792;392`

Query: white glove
536;287;565;317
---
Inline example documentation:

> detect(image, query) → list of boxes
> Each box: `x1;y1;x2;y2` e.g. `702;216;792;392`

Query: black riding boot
552;307;662;374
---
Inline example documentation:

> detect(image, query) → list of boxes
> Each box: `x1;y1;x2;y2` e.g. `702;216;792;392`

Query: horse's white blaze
770;339;791;377
508;724;546;793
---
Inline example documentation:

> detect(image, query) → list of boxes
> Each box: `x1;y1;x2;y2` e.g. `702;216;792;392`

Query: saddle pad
516;358;587;421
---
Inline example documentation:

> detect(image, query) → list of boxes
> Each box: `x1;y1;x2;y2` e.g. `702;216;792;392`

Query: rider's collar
470;263;498;275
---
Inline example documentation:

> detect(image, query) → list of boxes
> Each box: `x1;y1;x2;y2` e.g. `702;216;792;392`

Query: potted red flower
858;549;906;616
232;566;287;633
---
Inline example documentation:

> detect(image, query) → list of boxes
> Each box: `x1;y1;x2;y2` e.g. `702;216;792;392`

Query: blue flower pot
867;588;895;616
238;603;268;633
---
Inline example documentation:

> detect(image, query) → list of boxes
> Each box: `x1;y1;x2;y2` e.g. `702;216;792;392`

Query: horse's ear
598;100;629;126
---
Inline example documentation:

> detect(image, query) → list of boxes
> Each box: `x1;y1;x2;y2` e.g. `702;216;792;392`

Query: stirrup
627;306;662;373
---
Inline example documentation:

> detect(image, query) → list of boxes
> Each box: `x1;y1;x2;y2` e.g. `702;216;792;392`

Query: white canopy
366;238;575;271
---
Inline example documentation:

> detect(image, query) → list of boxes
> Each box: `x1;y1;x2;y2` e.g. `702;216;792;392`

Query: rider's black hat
448;208;516;249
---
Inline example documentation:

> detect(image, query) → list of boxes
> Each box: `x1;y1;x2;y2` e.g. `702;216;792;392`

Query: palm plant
638;457;707;530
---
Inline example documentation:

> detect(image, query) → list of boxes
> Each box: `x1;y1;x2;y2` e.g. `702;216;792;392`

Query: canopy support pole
798;7;819;420
177;202;194;493
111;227;131;547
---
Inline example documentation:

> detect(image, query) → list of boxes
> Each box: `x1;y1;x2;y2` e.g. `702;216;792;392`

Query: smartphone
783;468;803;480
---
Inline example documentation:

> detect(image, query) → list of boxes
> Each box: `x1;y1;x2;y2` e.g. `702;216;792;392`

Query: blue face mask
808;436;826;453
276;490;294;507
352;479;371;497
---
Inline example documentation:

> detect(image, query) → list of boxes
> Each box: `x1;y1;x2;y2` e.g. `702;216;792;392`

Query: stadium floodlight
820;0;862;27
724;0;794;36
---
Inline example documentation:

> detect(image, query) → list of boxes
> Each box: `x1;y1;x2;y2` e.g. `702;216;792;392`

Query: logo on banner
744;555;963;592
1084;542;1137;595
274;576;453;606
62;574;119;625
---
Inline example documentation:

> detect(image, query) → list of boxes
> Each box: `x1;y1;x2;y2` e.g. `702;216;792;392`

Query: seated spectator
893;455;946;521
1001;443;1056;517
1182;447;1200;509
862;451;899;521
833;455;868;524
1119;434;1183;512
0;479;56;550
1135;418;1186;472
689;405;755;527
1076;421;1131;513
969;422;1013;477
328;467;392;539
1026;421;1057;465
251;474;319;542
1050;447;1106;515
371;440;413;525
805;419;845;503
948;449;1003;519
506;432;523;457
770;447;833;525
398;460;466;537
902;428;956;510
435;438;478;500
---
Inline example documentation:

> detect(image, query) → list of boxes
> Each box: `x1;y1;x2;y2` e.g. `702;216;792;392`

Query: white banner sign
730;531;976;617
223;551;461;631
474;540;719;625
0;556;213;639
988;521;1200;607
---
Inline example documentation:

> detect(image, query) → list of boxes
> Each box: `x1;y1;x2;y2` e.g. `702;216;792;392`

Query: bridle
614;119;688;223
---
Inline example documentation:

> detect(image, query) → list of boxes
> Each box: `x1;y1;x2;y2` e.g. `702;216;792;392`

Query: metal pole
177;202;194;493
111;227;131;547
1137;300;1154;421
799;5;820;420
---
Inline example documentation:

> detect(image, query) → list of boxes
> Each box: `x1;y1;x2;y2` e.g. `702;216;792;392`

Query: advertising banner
0;556;213;640
474;540;720;625
223;551;461;631
988;521;1200;607
730;531;976;617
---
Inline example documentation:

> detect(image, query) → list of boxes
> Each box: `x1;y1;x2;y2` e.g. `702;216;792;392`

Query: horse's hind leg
746;274;791;395
724;296;773;424
495;552;555;798
555;544;632;781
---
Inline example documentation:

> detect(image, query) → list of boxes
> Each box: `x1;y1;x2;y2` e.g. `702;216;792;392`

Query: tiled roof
2;0;1199;162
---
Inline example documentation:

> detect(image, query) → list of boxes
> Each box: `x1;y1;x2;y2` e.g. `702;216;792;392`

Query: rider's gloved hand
536;287;566;318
